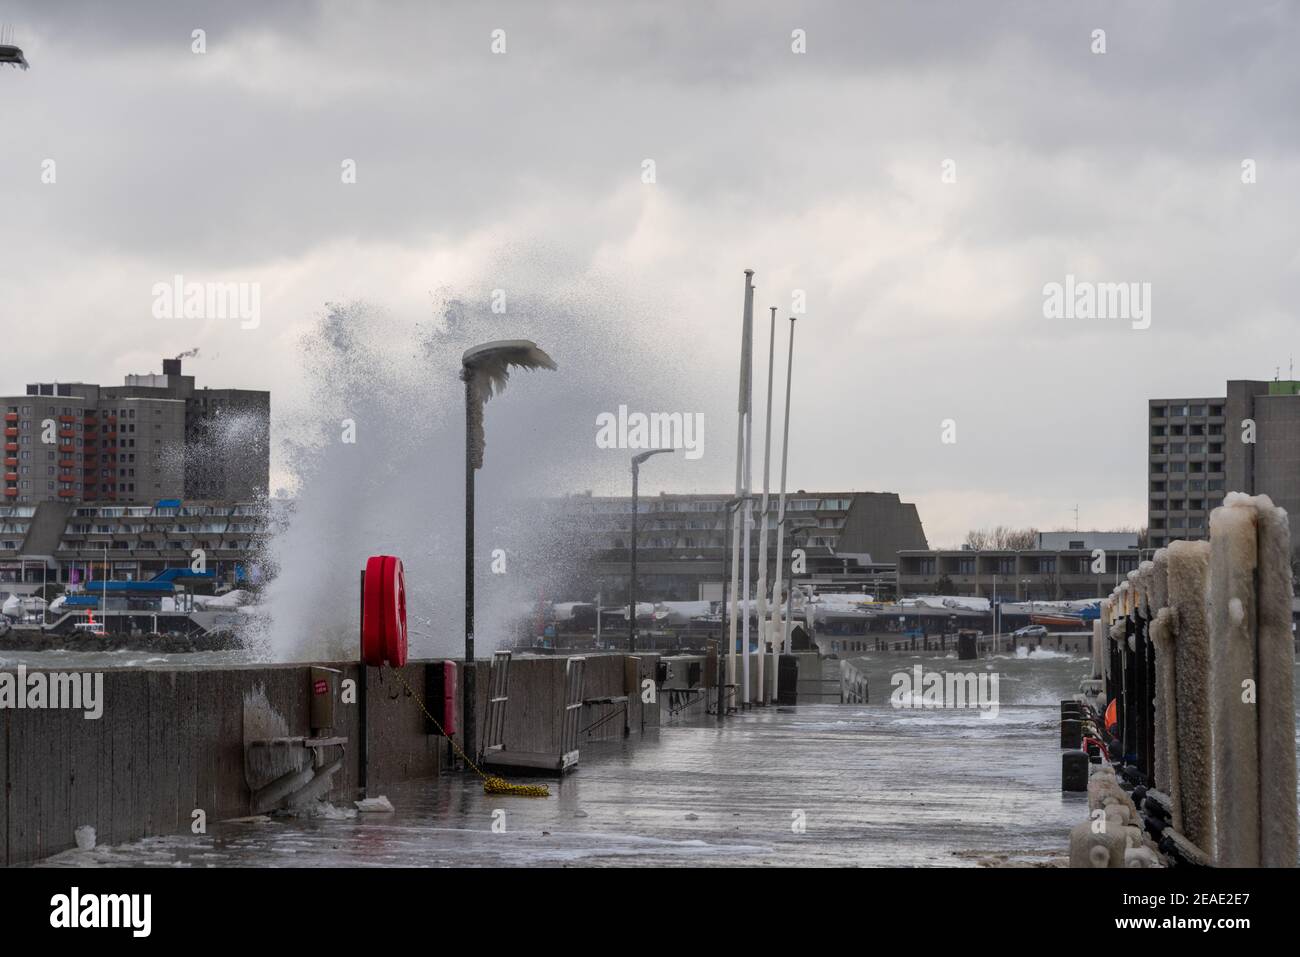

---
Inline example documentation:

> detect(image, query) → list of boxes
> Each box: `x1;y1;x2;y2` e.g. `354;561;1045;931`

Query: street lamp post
629;448;674;653
782;524;811;655
461;340;557;764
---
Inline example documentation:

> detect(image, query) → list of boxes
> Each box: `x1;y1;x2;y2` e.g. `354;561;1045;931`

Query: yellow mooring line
386;666;550;798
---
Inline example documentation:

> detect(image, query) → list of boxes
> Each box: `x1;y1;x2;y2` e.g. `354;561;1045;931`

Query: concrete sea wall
1;652;658;866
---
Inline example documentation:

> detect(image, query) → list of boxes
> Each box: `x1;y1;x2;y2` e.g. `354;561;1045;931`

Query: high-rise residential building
2;357;268;506
1148;380;1300;554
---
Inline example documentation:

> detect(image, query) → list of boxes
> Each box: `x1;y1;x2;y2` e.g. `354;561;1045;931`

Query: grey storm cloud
1;0;1298;546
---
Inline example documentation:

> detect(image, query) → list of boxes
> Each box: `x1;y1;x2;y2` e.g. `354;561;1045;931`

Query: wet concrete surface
41;699;1085;867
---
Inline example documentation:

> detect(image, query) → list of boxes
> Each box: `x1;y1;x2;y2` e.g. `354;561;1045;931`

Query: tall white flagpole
755;306;776;704
727;270;754;705
740;291;755;707
771;314;796;700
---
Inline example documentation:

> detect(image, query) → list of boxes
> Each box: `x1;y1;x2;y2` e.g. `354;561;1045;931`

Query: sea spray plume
253;284;719;662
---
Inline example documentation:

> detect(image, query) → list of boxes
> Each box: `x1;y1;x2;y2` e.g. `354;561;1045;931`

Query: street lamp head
631;448;674;467
461;339;557;470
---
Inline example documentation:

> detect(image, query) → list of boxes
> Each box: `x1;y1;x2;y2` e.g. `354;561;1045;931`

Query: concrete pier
37;702;1079;868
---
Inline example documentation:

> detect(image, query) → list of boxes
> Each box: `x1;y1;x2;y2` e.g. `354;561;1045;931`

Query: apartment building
1149;380;1300;554
2;357;269;506
0;499;269;600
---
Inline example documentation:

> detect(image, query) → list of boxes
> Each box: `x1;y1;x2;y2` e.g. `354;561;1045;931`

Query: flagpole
727;270;754;707
755;306;776;704
771;315;796;696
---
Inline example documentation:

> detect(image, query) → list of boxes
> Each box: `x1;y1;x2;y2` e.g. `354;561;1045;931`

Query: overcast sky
2;0;1297;548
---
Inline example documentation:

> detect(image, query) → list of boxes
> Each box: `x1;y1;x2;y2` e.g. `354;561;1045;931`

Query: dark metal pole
463;375;477;765
629;461;639;653
358;569;368;793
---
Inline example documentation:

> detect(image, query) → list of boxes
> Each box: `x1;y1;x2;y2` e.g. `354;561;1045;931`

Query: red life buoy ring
382;555;408;667
362;555;388;666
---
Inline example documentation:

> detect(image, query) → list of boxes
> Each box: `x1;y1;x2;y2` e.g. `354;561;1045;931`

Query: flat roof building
551;489;929;603
897;540;1142;602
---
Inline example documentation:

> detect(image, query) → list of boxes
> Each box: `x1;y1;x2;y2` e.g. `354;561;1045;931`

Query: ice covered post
1167;538;1212;853
1209;494;1297;867
461;340;557;762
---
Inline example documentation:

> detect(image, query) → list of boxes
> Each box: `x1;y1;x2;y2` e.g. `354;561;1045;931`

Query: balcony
59;459;76;468
58;489;75;498
3;413;17;423
4;443;17;453
3;458;15;468
3;488;17;497
3;428;16;438
3;473;16;482
59;415;74;424
58;429;75;439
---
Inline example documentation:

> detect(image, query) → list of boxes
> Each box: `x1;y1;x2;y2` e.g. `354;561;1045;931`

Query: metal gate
483;650;512;754
559;656;586;768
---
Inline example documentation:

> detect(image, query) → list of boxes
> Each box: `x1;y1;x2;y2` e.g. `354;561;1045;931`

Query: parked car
1013;624;1048;639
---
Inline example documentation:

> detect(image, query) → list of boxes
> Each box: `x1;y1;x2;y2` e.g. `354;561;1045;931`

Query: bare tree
964;526;1038;550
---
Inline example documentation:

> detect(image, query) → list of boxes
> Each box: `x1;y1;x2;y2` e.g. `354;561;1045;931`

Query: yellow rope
387;666;549;798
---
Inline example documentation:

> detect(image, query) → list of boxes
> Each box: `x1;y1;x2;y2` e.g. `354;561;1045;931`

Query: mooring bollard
1062;750;1089;791
1061;718;1083;749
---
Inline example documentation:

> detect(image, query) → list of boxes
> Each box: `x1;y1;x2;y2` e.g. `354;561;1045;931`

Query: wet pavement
41;694;1086;868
